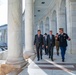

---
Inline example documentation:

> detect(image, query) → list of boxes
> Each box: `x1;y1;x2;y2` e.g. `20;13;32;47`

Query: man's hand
68;38;71;41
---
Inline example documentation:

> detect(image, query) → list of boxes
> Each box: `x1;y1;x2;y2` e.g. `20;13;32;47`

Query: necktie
50;35;52;39
38;34;39;37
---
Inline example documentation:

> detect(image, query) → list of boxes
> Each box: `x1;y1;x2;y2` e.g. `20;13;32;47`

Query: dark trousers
56;45;59;55
44;45;48;55
60;47;66;60
36;46;42;60
48;45;54;60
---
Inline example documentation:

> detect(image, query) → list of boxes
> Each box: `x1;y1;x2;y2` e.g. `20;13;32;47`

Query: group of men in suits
34;28;71;62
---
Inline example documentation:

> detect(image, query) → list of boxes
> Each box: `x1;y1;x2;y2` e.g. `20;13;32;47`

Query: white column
25;0;34;53
49;16;52;31
38;23;40;30
43;20;46;34
66;0;76;54
57;9;67;33
51;20;57;35
1;30;5;43
7;0;26;67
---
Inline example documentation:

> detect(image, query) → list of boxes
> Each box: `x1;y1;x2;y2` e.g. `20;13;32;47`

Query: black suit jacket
58;33;69;47
47;34;55;47
34;34;43;47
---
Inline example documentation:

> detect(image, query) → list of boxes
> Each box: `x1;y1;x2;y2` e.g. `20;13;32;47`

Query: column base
23;50;36;59
6;57;28;68
7;71;17;75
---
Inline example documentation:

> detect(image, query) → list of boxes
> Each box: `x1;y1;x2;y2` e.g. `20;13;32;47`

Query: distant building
0;24;7;50
0;24;7;44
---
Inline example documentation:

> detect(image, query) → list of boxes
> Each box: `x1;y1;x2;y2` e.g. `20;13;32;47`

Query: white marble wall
66;0;76;54
70;1;76;53
51;20;57;35
56;0;66;33
57;10;67;33
42;20;46;34
45;17;49;34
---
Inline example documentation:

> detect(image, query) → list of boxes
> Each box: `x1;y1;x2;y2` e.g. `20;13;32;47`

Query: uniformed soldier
55;33;59;56
58;28;71;62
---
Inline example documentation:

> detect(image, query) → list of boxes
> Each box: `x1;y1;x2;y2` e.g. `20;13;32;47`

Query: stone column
66;0;76;54
49;16;52;31
7;0;26;68
38;24;40;30
51;20;57;35
43;20;46;34
25;0;35;54
1;30;5;43
57;5;67;33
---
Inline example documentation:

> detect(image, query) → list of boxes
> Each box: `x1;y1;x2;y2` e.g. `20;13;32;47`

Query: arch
59;0;67;33
40;21;43;34
51;10;57;35
45;17;49;34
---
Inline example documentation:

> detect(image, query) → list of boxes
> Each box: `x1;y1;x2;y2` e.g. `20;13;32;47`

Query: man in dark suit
34;30;43;61
46;30;55;61
58;28;71;62
43;33;48;55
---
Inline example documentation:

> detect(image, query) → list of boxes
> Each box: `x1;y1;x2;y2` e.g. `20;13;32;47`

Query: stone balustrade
0;51;8;60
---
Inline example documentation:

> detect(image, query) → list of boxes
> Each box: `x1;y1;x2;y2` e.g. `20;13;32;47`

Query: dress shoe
57;53;59;56
62;59;64;62
51;59;54;61
49;56;50;58
37;59;40;61
41;57;42;60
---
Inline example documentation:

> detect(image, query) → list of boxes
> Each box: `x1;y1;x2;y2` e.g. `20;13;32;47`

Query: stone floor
19;49;76;75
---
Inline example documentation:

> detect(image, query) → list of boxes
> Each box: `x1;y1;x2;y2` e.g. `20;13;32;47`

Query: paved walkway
19;50;76;75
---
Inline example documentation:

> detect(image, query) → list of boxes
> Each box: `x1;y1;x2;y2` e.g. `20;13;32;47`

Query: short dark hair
44;33;47;35
59;28;64;31
37;30;41;32
50;30;52;32
56;33;58;35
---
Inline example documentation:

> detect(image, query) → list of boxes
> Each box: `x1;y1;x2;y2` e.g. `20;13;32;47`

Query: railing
0;50;8;60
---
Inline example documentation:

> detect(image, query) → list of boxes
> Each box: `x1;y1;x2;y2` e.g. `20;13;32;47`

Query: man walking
43;33;48;55
55;33;59;56
58;28;71;62
34;30;43;61
47;30;55;61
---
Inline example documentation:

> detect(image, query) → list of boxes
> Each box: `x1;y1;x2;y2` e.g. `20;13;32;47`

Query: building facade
0;24;7;47
34;0;76;54
0;0;76;74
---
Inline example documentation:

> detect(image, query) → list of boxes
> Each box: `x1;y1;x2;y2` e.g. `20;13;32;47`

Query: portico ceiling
34;0;52;23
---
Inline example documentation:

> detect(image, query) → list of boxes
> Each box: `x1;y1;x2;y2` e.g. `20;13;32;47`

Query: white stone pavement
19;50;76;75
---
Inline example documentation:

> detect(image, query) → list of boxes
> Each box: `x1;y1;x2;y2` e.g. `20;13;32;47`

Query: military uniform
58;33;69;62
55;36;59;55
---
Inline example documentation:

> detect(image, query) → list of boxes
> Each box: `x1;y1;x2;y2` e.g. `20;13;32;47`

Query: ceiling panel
34;0;52;23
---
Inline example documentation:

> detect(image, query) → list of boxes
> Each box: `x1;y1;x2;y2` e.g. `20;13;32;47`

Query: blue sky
0;0;25;25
